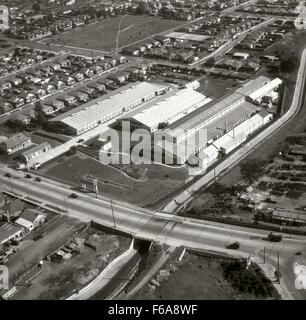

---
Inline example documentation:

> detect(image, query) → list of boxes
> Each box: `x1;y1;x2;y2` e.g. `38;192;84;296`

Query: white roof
236;76;271;96
248;78;282;101
166;31;210;42
15;217;33;230
166;92;244;140
50;82;168;131
131;88;210;130
199;144;219;160
233;52;249;58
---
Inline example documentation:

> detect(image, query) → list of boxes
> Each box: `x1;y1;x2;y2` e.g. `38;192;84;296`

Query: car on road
4;172;11;177
267;232;282;242
35;177;42;182
69;193;78;199
25;174;32;179
226;241;240;249
77;139;84;143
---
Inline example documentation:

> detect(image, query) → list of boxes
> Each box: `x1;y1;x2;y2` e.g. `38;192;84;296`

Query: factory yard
40;153;190;208
43;15;187;52
132;251;279;300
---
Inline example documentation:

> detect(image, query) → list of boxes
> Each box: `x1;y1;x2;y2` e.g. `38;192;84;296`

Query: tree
280;56;298;73
32;2;41;12
240;160;265;184
136;3;149;15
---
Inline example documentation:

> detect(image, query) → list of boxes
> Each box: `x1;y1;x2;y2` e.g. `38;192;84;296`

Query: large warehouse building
48;82;170;135
121;86;212;133
154;76;281;165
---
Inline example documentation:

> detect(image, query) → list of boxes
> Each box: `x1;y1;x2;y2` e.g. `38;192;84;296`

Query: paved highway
0;166;306;299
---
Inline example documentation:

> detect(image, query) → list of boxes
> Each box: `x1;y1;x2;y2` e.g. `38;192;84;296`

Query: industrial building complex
47;75;282;170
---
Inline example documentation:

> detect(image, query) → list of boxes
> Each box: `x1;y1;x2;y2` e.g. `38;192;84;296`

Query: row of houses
0;53;127;116
41;65;149;116
236;26;288;50
0;47;55;80
0;132;51;166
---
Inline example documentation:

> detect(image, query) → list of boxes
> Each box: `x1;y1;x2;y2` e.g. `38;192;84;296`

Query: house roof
15;217;33;230
20;209;45;223
0;133;31;149
21;142;51;158
0;222;22;244
1;199;23;214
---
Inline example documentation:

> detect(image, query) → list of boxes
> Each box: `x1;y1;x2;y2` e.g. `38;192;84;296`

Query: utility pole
263;247;266;264
110;199;116;228
64;196;68;213
276;251;280;283
9;176;14;193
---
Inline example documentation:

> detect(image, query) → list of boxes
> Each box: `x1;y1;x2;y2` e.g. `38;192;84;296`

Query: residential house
87;82;106;93
72;91;89;103
239;61;260;74
59;95;78;106
19;91;37;104
122;47;140;56
0;133;32;154
62;75;76;86
49;62;61;72
0;101;13;114
51;100;65;111
0;222;23;247
107;73;126;84
41;104;55;115
9;77;23;87
32;87;47;98
0;192;5;207
78;87;95;96
11;114;31;125
0;199;24;222
15;209;46;233
42;83;56;94
72;72;85;82
21;142;52;164
81;67;94;78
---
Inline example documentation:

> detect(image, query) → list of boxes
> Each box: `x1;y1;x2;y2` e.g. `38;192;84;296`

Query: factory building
196;110;273;169
48;82;170;136
153;76;279;166
124;86;212;133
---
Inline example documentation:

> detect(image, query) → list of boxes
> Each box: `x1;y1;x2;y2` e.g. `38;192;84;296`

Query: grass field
132;251;269;300
197;76;238;100
41;153;190;208
46;15;187;52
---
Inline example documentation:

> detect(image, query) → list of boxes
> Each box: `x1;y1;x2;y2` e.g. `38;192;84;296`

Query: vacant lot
45;15;186;52
197;76;238;99
132;251;275;300
41;153;189;208
13;228;131;300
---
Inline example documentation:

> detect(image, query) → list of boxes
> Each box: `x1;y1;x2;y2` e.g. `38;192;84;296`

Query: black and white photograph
0;0;305;310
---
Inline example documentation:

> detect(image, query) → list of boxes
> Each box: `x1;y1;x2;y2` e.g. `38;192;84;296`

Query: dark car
267;232;282;242
69;193;78;199
226;241;240;250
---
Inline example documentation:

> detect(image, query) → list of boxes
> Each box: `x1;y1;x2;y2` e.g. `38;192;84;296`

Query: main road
0;164;306;299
